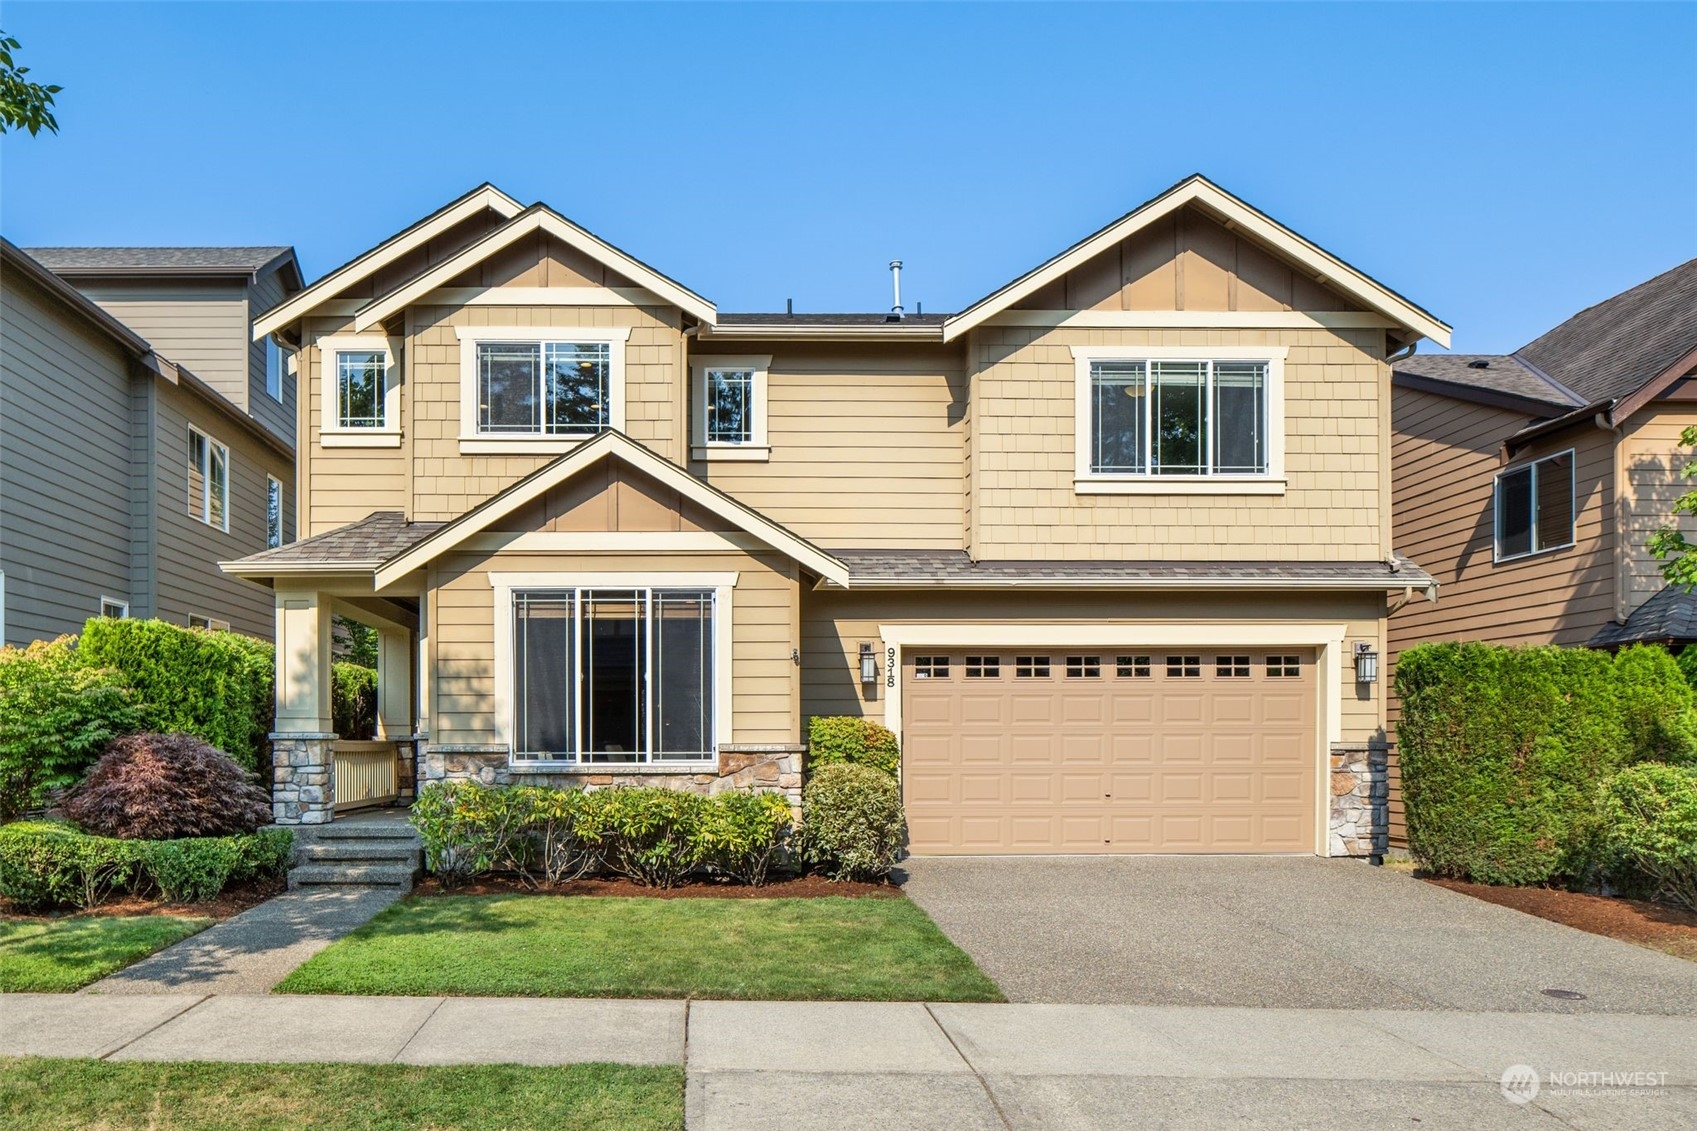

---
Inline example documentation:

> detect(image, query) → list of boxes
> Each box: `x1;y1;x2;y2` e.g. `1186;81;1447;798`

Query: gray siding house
0;240;301;644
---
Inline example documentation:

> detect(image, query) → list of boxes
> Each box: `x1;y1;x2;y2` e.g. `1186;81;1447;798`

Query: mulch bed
0;875;286;924
413;873;903;900
1428;878;1697;961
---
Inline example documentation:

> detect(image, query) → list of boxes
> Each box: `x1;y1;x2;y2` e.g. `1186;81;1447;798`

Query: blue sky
2;2;1693;352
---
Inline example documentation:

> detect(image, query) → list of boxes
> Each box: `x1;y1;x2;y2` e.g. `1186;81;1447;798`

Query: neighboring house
1387;256;1697;842
0;239;300;643
226;175;1450;858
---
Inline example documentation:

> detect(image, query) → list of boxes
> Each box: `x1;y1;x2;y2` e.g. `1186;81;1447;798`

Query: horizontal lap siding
301;315;407;535
429;549;800;747
1385;386;1616;846
1617;409;1697;615
694;344;966;549
966;326;1387;560
0;277;135;643
244;270;296;446
801;589;1386;745
82;287;250;410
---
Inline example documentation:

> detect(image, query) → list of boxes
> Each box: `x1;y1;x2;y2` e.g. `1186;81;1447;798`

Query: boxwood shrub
807;716;900;776
796;763;905;882
1396;642;1697;886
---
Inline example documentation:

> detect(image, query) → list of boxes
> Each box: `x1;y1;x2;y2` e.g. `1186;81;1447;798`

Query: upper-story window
264;338;287;402
317;335;400;448
1071;346;1286;495
456;327;629;454
187;426;229;532
1495;449;1575;562
266;475;284;549
691;356;770;461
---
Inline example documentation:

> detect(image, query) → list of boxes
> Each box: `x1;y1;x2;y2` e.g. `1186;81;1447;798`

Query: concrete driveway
901;856;1697;1013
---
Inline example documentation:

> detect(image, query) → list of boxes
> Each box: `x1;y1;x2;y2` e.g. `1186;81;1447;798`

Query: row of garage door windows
910;654;1305;680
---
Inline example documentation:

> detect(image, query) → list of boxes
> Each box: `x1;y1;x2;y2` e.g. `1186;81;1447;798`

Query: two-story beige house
225;176;1449;857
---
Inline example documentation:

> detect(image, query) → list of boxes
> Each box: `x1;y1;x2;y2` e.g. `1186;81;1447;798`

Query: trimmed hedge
796;763;905;882
807;716;900;776
0;637;141;821
0;820;293;911
410;782;795;889
1601;763;1697;912
79;618;274;771
1396;642;1697;886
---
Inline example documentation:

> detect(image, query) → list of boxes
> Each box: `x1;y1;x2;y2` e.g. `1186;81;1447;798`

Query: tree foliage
1648;423;1697;590
0;31;60;136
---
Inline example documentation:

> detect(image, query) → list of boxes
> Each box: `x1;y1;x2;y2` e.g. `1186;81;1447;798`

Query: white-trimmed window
266;475;285;549
691;355;770;460
188;614;232;632
187;426;229;531
317;335;400;447
264;338;287;402
492;573;734;766
1072;345;1286;494
457;326;629;454
99;597;129;619
1495;449;1575;562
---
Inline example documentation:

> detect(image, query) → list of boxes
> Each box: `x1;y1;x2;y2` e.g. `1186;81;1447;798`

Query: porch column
270;589;335;825
375;626;413;739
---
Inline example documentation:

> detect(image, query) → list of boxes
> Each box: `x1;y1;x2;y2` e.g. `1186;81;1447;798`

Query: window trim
1493;447;1577;563
317;334;401;447
1070;344;1287;495
266;475;285;549
490;571;735;769
187;425;230;532
264;337;287;403
99;596;129;619
690;355;771;461
457;326;630;454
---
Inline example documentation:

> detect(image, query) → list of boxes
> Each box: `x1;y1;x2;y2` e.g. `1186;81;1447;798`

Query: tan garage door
902;649;1316;854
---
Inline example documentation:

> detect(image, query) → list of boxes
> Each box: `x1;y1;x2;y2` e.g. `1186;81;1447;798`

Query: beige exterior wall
801;588;1388;745
692;342;967;549
1615;405;1697;618
965;325;1390;560
79;281;251;410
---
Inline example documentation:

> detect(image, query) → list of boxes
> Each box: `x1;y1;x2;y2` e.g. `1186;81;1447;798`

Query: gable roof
252;183;524;341
27;245;299;283
1392;353;1580;413
941;174;1452;347
372;431;846;589
352;204;717;331
1518;256;1697;410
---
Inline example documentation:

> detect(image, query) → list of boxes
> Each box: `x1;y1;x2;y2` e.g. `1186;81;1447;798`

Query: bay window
457;327;629;452
1073;346;1285;493
509;586;717;763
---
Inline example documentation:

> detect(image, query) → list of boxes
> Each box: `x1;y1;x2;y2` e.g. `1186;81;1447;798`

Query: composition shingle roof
717;312;951;327
1590;585;1697;648
229;512;443;569
24;246;294;274
831;549;1435;588
1520;257;1697;405
1392;353;1578;410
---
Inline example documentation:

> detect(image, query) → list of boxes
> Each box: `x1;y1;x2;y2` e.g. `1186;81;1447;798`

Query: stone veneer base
1329;741;1389;859
269;732;337;826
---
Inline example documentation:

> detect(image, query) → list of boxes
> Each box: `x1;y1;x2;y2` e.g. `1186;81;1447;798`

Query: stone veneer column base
1329;741;1388;859
269;732;337;825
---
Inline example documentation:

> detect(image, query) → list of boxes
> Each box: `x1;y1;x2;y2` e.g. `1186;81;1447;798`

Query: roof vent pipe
889;260;904;320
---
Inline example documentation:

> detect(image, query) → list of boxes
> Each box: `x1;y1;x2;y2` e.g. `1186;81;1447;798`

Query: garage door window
914;656;950;679
1215;655;1251;677
1016;656;1051;678
1116;655;1152;678
1267;655;1302;677
1166;655;1201;677
1065;656;1102;678
965;656;1000;678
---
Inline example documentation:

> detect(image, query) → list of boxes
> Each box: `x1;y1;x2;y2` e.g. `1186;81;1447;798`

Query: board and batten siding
0;273;136;644
800;588;1388;745
78;281;251;412
151;377;293;639
693;343;967;549
1615;406;1697;619
965;325;1390;560
428;548;801;748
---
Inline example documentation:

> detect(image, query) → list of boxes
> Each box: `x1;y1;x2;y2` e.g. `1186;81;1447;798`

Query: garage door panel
903;647;1316;855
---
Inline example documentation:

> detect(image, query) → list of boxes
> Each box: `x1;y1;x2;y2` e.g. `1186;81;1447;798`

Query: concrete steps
288;814;421;892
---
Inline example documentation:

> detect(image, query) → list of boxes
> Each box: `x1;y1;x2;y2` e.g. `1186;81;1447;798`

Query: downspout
1387;339;1418;365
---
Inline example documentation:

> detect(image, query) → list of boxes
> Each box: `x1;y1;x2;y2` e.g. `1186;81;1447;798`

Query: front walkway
3;994;1693;1129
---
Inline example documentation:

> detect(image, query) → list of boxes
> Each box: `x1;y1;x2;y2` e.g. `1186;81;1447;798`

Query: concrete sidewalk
3;994;1693;1129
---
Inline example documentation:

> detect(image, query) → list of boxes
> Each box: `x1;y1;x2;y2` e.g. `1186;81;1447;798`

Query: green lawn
277;894;1004;1002
0;1058;682;1131
0;915;211;992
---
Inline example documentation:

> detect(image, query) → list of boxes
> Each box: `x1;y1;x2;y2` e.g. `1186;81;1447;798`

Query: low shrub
699;791;794;886
410;779;542;882
0;821;292;911
797;763;904;882
0;638;141;821
582;788;708;889
64;732;272;840
331;662;378;740
78;617;274;770
1395;642;1691;886
1601;763;1697;912
807;716;900;776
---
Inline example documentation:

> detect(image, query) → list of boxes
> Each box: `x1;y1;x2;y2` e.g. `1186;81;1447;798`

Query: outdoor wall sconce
1354;641;1379;684
859;643;877;685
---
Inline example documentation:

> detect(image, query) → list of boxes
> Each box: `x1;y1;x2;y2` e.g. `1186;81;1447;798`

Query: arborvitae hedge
1396;642;1697;886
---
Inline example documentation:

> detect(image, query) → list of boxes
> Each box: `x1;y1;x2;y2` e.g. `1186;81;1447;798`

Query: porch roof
1590;585;1697;649
221;512;443;576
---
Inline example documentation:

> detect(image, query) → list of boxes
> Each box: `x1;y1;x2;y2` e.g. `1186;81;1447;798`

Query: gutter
817;575;1439;595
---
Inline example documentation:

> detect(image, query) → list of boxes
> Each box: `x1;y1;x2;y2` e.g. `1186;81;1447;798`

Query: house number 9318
886;647;896;689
